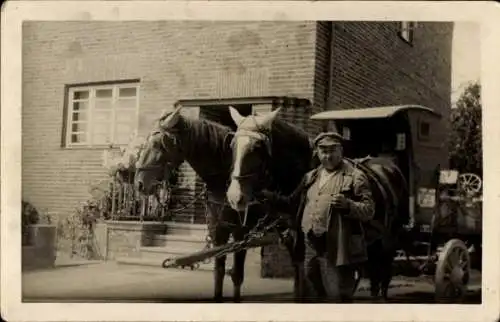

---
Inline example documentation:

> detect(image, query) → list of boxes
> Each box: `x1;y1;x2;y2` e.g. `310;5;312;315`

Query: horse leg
230;229;247;303
367;242;382;299
231;249;247;303
380;262;392;301
213;227;230;303
293;263;305;303
380;247;396;301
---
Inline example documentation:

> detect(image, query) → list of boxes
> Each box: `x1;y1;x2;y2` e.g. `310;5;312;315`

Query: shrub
448;81;482;176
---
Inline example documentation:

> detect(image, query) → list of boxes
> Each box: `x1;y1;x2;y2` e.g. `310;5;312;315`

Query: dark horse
225;107;410;301
134;105;277;303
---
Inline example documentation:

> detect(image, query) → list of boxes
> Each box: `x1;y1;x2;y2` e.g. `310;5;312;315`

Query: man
257;132;375;303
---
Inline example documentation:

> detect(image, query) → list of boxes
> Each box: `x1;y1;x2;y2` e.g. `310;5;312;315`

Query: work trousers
300;231;356;303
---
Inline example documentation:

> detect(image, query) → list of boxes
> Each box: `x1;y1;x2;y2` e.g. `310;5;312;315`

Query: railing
96;178;205;223
96;179;171;222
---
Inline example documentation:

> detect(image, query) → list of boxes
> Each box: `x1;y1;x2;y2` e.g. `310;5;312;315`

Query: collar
320;160;346;175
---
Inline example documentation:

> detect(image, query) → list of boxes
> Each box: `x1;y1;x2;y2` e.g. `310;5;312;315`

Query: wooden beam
174;96;312;110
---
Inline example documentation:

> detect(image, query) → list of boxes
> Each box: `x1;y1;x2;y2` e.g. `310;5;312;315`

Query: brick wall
329;22;453;115
22;21;319;225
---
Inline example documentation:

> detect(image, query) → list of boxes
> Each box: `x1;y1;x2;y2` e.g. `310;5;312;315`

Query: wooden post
139;196;148;222
111;180;116;221
161;182;167;220
117;181;123;219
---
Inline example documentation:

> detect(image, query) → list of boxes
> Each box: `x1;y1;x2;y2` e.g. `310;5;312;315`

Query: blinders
135;128;182;173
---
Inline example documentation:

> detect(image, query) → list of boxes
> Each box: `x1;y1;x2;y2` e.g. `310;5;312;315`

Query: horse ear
160;104;182;129
262;107;281;123
229;106;245;126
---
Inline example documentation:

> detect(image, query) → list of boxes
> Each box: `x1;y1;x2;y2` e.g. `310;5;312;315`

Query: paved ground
22;260;481;303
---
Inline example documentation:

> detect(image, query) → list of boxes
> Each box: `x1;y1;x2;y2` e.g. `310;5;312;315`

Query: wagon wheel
457;173;482;194
434;239;471;303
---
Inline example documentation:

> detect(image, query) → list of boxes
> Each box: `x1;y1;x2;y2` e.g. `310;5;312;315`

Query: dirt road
22;261;481;303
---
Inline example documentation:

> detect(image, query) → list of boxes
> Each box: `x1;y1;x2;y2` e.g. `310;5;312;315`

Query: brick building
22;21;453;273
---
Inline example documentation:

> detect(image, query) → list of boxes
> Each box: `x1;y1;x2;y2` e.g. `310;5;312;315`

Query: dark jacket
262;160;375;266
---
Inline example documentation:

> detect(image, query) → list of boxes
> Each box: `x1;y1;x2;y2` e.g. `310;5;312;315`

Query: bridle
230;116;274;190
135;128;182;174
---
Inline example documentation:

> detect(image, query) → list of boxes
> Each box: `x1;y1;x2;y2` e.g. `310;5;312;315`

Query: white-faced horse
225;107;410;301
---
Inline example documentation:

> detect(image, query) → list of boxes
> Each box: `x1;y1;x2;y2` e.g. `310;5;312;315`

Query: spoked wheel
457;173;482;194
434;239;471;303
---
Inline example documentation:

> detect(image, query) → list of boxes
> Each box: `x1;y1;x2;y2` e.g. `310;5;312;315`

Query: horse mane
181;117;233;159
166;115;234;190
266;117;315;194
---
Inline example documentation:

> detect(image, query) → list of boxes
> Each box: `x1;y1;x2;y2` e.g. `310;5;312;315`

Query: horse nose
226;182;247;211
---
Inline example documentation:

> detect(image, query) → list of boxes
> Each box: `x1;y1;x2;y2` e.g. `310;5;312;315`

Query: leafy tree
448;81;482;176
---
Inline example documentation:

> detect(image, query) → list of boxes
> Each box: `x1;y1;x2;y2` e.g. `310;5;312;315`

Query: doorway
199;104;252;130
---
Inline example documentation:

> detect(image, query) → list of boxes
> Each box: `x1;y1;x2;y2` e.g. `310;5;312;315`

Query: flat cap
313;131;344;147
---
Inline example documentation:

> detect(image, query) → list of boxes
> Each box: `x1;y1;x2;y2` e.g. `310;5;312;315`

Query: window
396;133;406;150
399;21;416;44
64;82;140;147
418;120;431;141
342;126;351;140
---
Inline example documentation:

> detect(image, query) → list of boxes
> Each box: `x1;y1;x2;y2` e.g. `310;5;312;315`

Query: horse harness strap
231;129;274;189
351;159;393;231
233;129;272;156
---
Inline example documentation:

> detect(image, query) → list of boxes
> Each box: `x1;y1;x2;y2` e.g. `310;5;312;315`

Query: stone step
141;245;210;256
164;222;209;237
152;234;208;248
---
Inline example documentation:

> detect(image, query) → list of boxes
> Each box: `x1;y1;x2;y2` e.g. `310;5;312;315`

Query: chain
195;212;284;262
154;178;288;270
161;210;288;270
201;185;214;264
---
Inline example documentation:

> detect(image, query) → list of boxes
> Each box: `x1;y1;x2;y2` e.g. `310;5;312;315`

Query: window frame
63;80;140;149
398;21;416;45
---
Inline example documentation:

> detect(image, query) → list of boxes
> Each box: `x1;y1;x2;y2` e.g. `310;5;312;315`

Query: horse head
226;106;282;211
134;105;186;195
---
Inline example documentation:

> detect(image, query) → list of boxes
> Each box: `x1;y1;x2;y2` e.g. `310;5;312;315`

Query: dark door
199;104;252;130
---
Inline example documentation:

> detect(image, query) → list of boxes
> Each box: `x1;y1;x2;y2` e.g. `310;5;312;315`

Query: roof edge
310;104;442;121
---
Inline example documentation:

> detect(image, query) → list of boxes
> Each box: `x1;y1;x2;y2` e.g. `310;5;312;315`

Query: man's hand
330;193;350;210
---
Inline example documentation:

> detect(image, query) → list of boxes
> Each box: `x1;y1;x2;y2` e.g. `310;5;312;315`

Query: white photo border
2;1;500;322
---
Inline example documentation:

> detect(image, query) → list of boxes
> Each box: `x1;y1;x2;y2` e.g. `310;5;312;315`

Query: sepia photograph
2;1;499;322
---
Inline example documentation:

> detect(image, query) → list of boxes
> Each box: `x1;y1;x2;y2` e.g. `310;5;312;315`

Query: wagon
310;104;482;303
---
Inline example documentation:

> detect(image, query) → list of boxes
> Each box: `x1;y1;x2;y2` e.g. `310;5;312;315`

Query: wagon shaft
162;233;280;269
